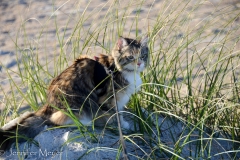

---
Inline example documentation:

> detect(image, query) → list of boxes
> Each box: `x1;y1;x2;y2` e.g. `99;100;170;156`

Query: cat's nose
137;62;141;66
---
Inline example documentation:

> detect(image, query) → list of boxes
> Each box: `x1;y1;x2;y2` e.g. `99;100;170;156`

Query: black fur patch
94;61;108;90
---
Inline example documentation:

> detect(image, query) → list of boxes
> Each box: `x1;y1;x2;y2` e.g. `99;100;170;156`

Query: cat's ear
117;37;128;50
94;56;99;61
140;35;148;47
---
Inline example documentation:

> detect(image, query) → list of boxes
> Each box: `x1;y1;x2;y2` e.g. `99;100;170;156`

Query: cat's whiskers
123;68;135;72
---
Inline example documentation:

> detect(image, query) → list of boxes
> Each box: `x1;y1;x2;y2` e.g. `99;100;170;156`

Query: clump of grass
0;0;240;159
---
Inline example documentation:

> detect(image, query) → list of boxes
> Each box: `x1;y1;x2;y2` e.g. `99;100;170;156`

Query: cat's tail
0;111;51;151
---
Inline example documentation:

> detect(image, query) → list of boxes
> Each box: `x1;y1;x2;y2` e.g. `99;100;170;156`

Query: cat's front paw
121;120;130;130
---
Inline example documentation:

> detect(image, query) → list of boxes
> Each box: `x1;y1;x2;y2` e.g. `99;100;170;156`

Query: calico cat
0;36;149;150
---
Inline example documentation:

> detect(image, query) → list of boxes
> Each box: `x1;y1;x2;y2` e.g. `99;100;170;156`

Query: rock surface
1;111;239;159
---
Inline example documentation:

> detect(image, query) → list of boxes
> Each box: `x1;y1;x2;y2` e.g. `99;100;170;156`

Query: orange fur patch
50;111;72;125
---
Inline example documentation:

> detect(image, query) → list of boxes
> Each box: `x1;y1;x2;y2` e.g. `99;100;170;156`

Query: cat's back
48;56;108;95
49;56;95;89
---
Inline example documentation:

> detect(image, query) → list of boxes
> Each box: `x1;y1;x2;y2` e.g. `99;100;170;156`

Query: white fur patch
1;111;34;130
138;63;145;72
123;71;142;94
116;72;142;109
61;115;92;126
62;118;74;125
115;72;142;111
114;71;142;129
120;114;130;129
78;116;92;126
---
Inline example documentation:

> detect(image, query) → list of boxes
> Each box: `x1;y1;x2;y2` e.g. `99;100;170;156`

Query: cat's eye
127;55;135;60
140;54;147;60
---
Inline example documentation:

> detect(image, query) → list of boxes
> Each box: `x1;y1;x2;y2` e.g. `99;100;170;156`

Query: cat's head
112;36;149;73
